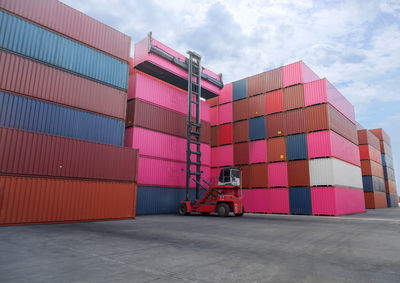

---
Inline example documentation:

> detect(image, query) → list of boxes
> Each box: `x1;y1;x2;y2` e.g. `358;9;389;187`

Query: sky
62;0;400;193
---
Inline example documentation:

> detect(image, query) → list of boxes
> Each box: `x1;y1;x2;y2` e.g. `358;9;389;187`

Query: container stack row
208;61;365;216
0;0;138;225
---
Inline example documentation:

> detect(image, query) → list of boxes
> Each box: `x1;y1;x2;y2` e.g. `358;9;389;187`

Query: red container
359;145;382;165
218;123;233;145
249;94;266;118
283;85;304;111
233;99;248;121
234;142;250;165
357;129;380;150
0;50;127;120
0;127;138;182
233;120;249;143
265;89;284;115
0;176;137;225
249;163;268;188
286;108;306;135
0;0;131;61
267;137;286;162
266;112;286;138
287;160;310;187
282;61;319;88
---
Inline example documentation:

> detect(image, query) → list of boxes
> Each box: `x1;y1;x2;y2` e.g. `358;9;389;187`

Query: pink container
125;127;210;165
311;187;366;216
211;145;233;167
128;71;210;123
266;189;290;214
268;163;288;187
218;103;233;125
220;83;232;104
210;107;219;126
307;131;361;166
242;189;268;213
304;79;355;124
249;140;267;164
134;36;221;97
282;61;319;88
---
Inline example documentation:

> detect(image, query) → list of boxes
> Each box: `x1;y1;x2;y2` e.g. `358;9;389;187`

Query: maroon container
234;142;250;165
0;127;138;182
249;163;268;188
249;94;266;118
267;137;286;162
0;0;131;61
233;120;249;143
233;99;249;121
287;160;310;187
239;165;251;188
283;85;304;111
357;129;380;150
211;126;218;147
247;68;282;96
286;108;306;135
266;113;286;138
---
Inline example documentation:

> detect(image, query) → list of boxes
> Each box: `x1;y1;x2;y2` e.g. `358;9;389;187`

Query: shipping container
0;0;131;62
362;176;386;193
0;50;127;120
249;117;266;141
211;126;218;147
286;108;306;135
233;120;249;143
307;131;361;166
266;188;290;214
219;103;233;125
287;160;310;187
233;98;249;121
380;141;392;157
242;189;268;213
240;165;251;188
207;97;219;107
309;158;363;189
311;187;366;216
305;103;358;144
210;106;219;126
249;163;268;188
248;94;266;118
211;145;233;167
282;61;319;88
266;112;286;138
359;145;382;164
265;89;284;115
283;85;304;111
286;134;308;160
0;10;128;90
220;83;232;104
386;194;399;208
234;142;250;165
0;91;124;146
381;154;393;169
0;127;138;182
249;140;267;164
304;79;355;124
385;180;397;194
289;187;312;215
232;78;247;101
268;162;288;188
369;128;391;146
364;192;387;209
267;137;286;162
360;160;384;178
218;123;233;145
383;166;395;182
0;175;137;225
357;129;380;150
247;68;282;96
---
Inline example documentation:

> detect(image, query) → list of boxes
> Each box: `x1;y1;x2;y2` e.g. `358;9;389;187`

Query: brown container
357;129;380;150
126;99;210;144
364;192;387;209
266;112;286;138
248;94;266;118
360;160;384;178
386;180;397;194
240;165;251;188
211;126;218;147
286;108;306;135
0;175;136;225
233;120;249;143
207;97;219;107
0;127;138;182
305;103;358;144
234;142;250;165
287;160;310;187
233;99;249;121
249;163;268;188
283;85;304;111
267;137;286;162
370;128;391;146
247;67;282;96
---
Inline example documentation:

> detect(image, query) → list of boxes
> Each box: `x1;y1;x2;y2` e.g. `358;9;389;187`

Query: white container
309;158;363;189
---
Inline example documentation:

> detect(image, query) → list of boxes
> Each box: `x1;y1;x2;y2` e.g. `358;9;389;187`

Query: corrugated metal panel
0;50;126;120
0;176;136;225
383;166;395;181
218;123;233;145
286;108;306;135
283;85;304;110
265;67;283;93
249;163;268;188
359;145;382;164
267;137;286;162
369;128;391;146
239;165;251;188
289;187;312;215
207;97;219;107
265;89;284;115
266;112;286;138
249;140;267;164
288;160;310;187
0;91;124;145
380;141;392;157
0;10;128;90
388;194;399;207
247;72;267;97
266;188;289;214
309;158;363;188
218;103;233;125
234;142;249;165
232;78;247;101
210;106;219;126
0;0;131;62
357;129;380;150
286;134;308;160
362;176;385;193
0;127;138;182
242;189;268;213
360;160;384;178
219;83;232;104
382;154;393;169
268;162;288;188
386;180;397;194
282;61;319;88
364;192;387;209
248;94;266;118
211;126;218;147
233;120;249;143
249;117;266;141
211;145;233;167
233;99;248;121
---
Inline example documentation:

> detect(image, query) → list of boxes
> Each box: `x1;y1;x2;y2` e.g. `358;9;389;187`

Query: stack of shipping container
0;0;138;224
209;61;365;216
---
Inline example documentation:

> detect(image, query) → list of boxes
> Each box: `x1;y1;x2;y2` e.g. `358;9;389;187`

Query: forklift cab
218;168;241;187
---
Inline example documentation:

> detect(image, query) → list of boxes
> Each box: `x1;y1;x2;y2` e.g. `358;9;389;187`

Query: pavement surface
1;208;400;283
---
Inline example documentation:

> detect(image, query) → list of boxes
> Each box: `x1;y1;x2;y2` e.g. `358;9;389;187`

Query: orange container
233;120;249;143
249;163;268;188
287;160;310;187
248;94;266;118
364;192;387;209
360;160;384;178
359;145;382;164
267;137;286;162
233;99;249;121
283;85;304;110
0;175;137;225
386;180;397;194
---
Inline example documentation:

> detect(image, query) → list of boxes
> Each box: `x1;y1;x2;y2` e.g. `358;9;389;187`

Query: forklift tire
216;203;230;217
178;203;189;216
235;206;245;217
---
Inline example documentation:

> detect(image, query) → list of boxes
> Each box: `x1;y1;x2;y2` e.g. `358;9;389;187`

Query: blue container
249;117;266;141
289;187;311;215
382;154;393;169
136;186;206;215
362;176;385;193
0;91;124;145
383;166;388;180
381;154;386;167
386;194;391;207
0;10;128;91
286;134;308;160
232;78;247;101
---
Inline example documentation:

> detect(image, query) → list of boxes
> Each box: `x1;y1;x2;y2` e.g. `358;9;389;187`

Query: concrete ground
1;209;400;283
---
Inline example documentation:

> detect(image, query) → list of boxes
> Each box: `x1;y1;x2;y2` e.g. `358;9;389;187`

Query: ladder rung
190;171;201;176
191;100;198;105
190;151;201;155
190;131;200;136
190;161;202;166
190;122;201;127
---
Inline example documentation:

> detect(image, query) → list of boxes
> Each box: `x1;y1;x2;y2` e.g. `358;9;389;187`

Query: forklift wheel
216;203;230;217
178;203;189;216
235;206;245;217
